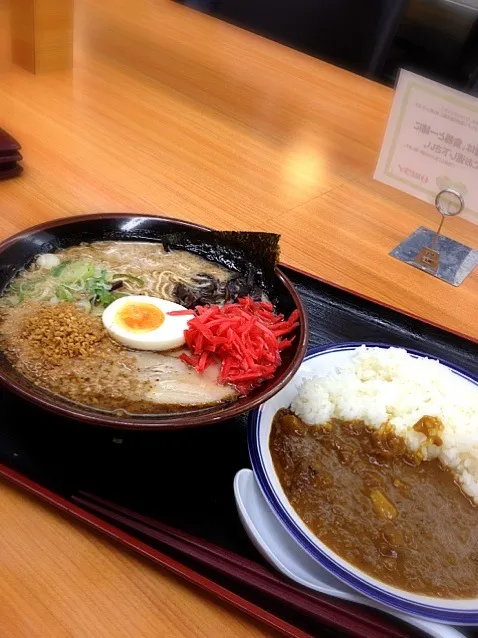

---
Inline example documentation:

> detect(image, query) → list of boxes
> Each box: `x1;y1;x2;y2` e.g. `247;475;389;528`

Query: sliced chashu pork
133;350;237;406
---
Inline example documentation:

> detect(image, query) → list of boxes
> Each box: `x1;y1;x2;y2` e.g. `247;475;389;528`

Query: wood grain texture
0;0;477;634
11;0;73;73
0;482;277;638
260;178;478;341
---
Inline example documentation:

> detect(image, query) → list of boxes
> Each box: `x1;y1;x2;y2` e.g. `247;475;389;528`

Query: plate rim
248;341;478;624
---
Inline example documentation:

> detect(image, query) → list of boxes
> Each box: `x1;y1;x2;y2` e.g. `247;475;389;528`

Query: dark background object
456;12;478;95
384;0;478;90
0;264;476;636
180;0;478;92
183;0;408;77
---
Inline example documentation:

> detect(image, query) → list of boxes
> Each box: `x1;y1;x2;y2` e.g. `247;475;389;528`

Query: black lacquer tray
0;265;476;637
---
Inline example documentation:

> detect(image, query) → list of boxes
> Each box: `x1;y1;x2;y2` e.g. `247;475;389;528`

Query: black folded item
0;128;23;180
0;152;22;163
0;127;21;153
0;162;23;180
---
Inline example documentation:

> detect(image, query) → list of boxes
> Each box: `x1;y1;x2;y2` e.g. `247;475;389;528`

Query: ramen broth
0;241;241;414
0;241;232;310
58;241;232;301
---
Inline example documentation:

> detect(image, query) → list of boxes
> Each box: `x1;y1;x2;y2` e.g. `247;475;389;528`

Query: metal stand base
390;227;478;286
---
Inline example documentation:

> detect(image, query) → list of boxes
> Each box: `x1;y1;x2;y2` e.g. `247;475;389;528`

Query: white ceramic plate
247;342;478;624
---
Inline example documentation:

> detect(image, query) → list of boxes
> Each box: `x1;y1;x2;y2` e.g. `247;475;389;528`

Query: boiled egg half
102;295;192;351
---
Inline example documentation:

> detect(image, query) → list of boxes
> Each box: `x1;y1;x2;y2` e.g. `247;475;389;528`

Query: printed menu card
375;70;478;224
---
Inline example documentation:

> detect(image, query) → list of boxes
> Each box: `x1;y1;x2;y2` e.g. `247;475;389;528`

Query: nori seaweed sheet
161;230;281;296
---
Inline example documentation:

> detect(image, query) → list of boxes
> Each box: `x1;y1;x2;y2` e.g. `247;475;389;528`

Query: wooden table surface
0;0;476;636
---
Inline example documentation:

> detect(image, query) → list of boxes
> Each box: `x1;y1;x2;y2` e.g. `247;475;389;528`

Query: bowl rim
0;213;309;430
248;341;478;624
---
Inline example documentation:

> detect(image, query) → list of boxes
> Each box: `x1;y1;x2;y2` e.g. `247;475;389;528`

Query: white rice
291;346;478;502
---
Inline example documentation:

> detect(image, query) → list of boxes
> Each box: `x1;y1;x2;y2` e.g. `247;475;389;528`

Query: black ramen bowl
0;214;308;430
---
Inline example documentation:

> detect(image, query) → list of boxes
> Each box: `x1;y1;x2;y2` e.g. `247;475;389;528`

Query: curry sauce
270;409;478;598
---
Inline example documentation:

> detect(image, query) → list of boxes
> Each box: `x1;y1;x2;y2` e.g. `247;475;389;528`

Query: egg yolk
116;302;165;333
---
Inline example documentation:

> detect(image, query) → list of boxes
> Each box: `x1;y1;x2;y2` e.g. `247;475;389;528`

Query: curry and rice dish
270;346;478;598
0;240;298;414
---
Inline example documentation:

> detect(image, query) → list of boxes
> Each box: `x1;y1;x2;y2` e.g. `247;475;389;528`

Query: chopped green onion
6;259;126;309
58;261;95;284
51;261;71;277
56;284;74;301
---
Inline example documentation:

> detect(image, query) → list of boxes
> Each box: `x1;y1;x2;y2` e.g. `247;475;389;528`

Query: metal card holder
390;188;478;286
